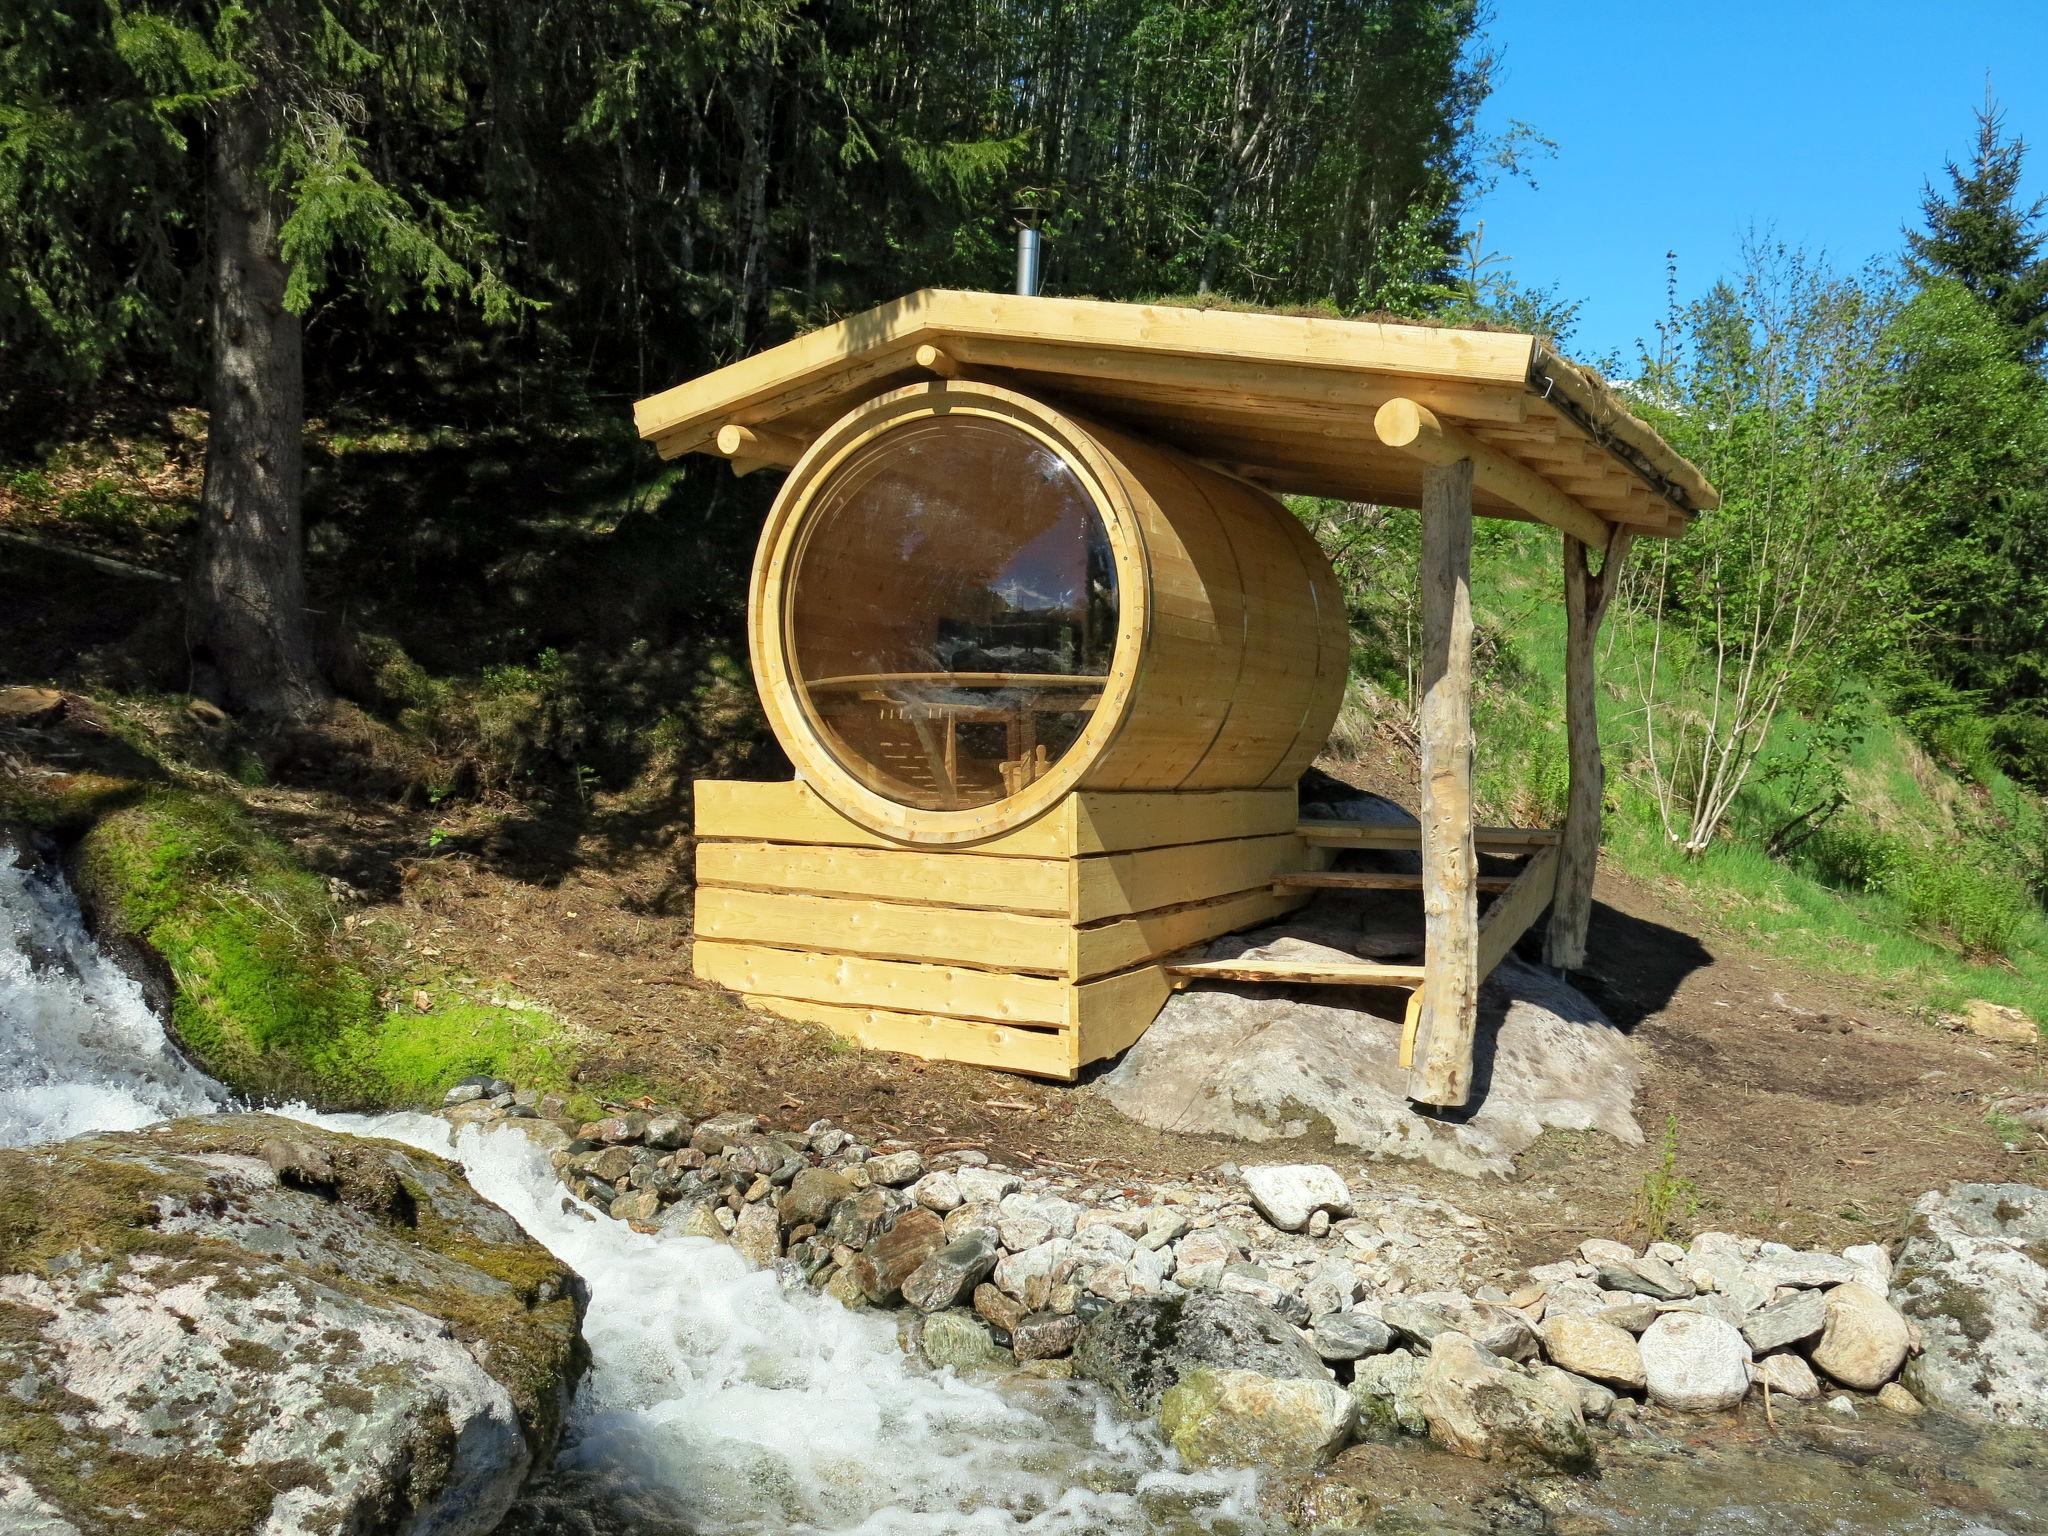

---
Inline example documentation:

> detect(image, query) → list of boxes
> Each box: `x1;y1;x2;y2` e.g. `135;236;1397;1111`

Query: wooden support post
1544;529;1634;971
1408;458;1479;1109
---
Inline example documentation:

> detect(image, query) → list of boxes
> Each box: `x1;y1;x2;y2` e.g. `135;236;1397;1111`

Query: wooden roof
633;289;1717;541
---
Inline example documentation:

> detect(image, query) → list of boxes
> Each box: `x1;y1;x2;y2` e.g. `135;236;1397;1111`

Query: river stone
865;1149;925;1186
994;1238;1077;1308
1753;1243;1863;1289
910;1170;964;1212
1594;1254;1695;1301
1538;1313;1646;1390
952;1167;1021;1203
1312;1311;1394;1362
1530;1364;1616;1421
1639;1312;1751;1411
1351;1350;1428;1437
1756;1352;1820;1400
1159;1368;1356;1470
1877;1381;1926;1416
0;1114;586;1536
918;1309;1012;1372
902;1232;999;1312
1072;1291;1328;1416
732;1200;781;1265
660;1201;728;1241
1811;1281;1910;1390
779;1166;854;1227
1892;1183;2048;1427
1241;1163;1353;1232
1172;1228;1239;1287
1741;1288;1828;1354
1579;1238;1635;1265
1012;1311;1083;1361
1418;1332;1592;1468
1384;1294;1537;1360
1094;952;1641;1177
1843;1242;1893;1291
853;1207;945;1303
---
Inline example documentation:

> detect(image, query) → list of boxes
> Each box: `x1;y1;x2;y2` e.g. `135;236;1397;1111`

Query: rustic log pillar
1407;458;1479;1109
1543;528;1632;971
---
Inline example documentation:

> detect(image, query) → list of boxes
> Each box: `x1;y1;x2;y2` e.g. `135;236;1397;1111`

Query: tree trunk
1543;530;1633;971
1408;458;1479;1110
190;95;326;721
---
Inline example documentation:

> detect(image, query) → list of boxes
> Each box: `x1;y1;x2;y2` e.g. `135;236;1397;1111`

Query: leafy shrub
1872;841;2034;956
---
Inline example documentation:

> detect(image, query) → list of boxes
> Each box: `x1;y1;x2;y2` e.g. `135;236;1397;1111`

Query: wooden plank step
1297;820;1560;851
1164;957;1428;988
1272;871;1516;893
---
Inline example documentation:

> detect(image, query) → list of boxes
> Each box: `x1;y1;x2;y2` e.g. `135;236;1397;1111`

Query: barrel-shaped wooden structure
750;380;1349;846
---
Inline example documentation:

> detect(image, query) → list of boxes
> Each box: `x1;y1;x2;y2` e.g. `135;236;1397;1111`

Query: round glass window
787;417;1120;811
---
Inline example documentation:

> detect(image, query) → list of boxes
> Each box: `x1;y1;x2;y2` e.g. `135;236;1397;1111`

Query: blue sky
1470;2;2048;365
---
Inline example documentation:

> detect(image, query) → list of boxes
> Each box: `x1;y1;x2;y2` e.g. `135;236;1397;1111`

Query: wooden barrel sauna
749;379;1349;845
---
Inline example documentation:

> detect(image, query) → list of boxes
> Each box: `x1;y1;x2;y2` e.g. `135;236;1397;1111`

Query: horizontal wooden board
1297;821;1560;851
692;939;1071;1026
695;886;1073;974
1273;871;1515;893
1073;886;1308;978
695;780;1299;857
1073;833;1308;920
698;841;1069;915
742;993;1078;1079
1074;965;1176;1065
1164;957;1429;987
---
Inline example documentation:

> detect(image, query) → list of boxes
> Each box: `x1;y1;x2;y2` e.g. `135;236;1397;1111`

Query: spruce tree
1905;94;2048;361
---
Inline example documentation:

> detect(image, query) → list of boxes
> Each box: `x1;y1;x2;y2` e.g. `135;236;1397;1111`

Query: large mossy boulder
1892;1182;2048;1427
0;1113;588;1535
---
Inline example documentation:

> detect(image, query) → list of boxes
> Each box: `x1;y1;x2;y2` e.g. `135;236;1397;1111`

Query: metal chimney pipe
1015;226;1042;297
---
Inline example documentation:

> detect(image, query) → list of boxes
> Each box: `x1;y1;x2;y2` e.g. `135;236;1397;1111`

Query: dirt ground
8;667;2042;1268
251;745;2048;1272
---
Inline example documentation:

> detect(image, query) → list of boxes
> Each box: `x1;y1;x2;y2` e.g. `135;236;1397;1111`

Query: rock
1141;1208;1189;1250
1594;1255;1695;1301
1826;1394;1859;1417
610;1187;660;1223
0;1115;585;1536
993;1238;1076;1310
1752;1243;1862;1290
1892;1184;2048;1428
1596;1299;1661;1335
1071;1292;1328;1416
1843;1243;1893;1292
854;1208;945;1302
1638;1313;1751;1412
1755;1352;1820;1400
1538;1314;1646;1391
952;1167;1021;1204
1301;1257;1361;1320
1311;1312;1393;1362
1529;1364;1616;1421
919;1309;1012;1371
822;1187;898;1249
444;1082;489;1106
1810;1281;1910;1391
901;1232;999;1312
1877;1381;1925;1416
1579;1238;1635;1265
1159;1368;1356;1470
1740;1289;1828;1354
689;1111;762;1153
943;1202;1002;1245
1220;1262;1309;1323
866;1149;925;1186
1095;954;1642;1177
1012;1311;1082;1361
1959;1000;2038;1044
779;1166;854;1228
1241;1163;1353;1233
1171;1228;1239;1287
583;1112;649;1144
1350;1350;1428;1437
910;1170;964;1212
974;1281;1029;1334
1418;1333;1592;1468
732;1200;781;1265
1384;1295;1536;1360
643;1113;691;1149
660;1202;729;1241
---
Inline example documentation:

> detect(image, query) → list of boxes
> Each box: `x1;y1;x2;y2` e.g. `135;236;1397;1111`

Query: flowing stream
5;849;2047;1536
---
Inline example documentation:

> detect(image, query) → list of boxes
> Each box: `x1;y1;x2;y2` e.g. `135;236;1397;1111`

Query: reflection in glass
789;418;1119;810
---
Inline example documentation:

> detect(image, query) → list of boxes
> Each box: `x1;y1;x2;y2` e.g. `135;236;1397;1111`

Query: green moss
71;786;580;1109
0;764;144;832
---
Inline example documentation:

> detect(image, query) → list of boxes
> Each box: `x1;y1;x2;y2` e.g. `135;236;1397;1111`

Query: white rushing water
0;852;1263;1535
